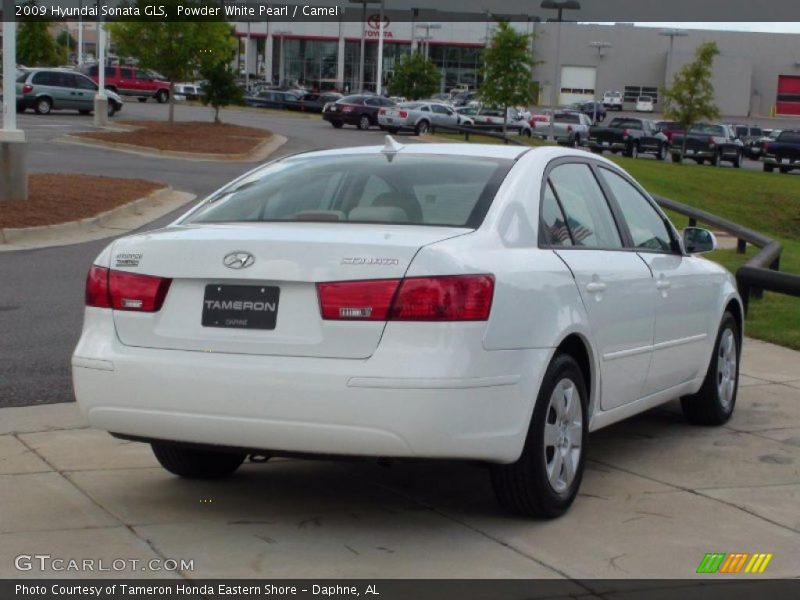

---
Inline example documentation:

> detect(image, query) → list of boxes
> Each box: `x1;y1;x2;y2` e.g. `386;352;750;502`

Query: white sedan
73;139;743;518
636;95;655;112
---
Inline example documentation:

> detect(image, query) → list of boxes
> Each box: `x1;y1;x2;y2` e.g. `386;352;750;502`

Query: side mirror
683;227;717;254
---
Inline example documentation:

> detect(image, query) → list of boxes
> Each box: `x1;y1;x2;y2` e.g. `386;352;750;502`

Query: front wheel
625;142;639;159
681;312;740;426
151;443;246;479
733;151;742;168
712;151;722;167
763;163;774;173
155;90;169;104
107;103;116;118
357;114;371;130
656;143;667;161
491;353;587;518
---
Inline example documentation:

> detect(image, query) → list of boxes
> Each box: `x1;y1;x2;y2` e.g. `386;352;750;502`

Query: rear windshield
185;154;513;228
609;118;643;129
689;124;725;136
778;131;800;143
556;113;580;123
339;95;363;104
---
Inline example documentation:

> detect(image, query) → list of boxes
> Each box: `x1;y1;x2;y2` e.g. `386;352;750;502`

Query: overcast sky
623;22;800;34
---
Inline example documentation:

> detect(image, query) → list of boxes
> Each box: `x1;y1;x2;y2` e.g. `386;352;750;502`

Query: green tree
54;29;75;63
108;0;237;122
200;60;243;124
17;3;60;67
662;41;720;159
387;52;441;100
479;20;538;135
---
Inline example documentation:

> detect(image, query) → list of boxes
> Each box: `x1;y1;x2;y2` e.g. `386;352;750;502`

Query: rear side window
32;71;58;86
547;164;622;249
186;154;513;228
540;183;573;247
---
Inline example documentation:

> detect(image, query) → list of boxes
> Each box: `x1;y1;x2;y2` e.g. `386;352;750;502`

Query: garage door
560;66;596;106
777;75;800;116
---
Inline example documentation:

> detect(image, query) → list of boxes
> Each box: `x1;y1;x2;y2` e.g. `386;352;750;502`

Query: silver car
377;101;461;135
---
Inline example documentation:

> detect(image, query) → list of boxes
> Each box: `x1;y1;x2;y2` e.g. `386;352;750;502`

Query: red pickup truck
80;65;170;104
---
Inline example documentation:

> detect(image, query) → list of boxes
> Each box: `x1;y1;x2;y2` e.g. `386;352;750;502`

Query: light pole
78;0;84;66
659;28;688;89
244;21;252;92
589;41;611;123
415;23;441;58
376;0;385;96
93;1;108;127
541;0;581;141
349;0;380;94
1;0;27;201
274;30;292;87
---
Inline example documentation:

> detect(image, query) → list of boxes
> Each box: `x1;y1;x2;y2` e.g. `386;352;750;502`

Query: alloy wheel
717;328;737;410
543;378;583;494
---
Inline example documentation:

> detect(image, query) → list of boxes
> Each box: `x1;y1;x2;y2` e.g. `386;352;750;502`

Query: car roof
296;141;531;161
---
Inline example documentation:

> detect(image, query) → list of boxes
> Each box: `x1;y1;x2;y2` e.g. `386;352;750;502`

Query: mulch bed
75;120;273;155
0;174;163;229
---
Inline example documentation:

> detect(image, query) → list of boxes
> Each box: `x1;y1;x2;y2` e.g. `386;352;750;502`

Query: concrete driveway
1;338;798;580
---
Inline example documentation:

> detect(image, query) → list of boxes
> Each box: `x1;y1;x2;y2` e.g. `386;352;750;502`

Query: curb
56;133;288;163
0;187;196;250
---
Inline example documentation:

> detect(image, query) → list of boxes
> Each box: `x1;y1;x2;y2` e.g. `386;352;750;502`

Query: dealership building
233;19;800;117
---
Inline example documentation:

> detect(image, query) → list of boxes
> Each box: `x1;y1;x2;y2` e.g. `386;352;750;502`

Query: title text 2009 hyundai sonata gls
73;139;742;518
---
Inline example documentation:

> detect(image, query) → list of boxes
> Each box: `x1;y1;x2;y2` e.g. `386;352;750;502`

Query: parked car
521;111;592;147
451;90;477;107
322;94;395;129
670;123;743;167
73;142;743;519
635;96;655;112
81;64;170;103
297;92;343;113
244;89;302;110
16;68;123;117
471;106;526;131
454;105;479;125
377;101;462;135
655;120;684;144
602;90;623;111
174;82;203;101
731;124;765;159
761;129;800;173
587;117;669;160
576;101;607;123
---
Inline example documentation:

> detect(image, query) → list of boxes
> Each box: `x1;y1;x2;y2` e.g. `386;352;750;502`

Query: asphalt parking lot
1;101;799;581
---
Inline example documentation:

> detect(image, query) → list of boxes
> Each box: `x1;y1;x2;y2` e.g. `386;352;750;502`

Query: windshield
689;124;725;136
638;96;652;102
185;154;513;228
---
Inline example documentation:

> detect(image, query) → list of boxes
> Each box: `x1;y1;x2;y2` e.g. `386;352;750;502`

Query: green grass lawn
431;134;800;349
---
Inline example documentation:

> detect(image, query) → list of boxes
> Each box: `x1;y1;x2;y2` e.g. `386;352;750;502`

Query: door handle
656;280;671;290
586;282;606;293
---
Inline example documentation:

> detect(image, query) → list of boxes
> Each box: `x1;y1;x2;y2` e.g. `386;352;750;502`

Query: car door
545;161;656;410
119;67;136;95
72;73;97;111
640;120;661;152
430;104;451;126
596;166;715;395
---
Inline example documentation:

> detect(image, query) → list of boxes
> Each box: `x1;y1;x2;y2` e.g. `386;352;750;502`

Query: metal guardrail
429;123;527;146
424;127;799;314
654;195;799;314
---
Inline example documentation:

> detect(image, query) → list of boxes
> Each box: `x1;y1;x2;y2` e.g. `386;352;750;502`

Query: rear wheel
780;167;791;174
155;90;169;104
35;97;52;115
107;103;116;118
763;163;774;173
694;158;705;165
590;147;603;154
330;120;343;129
151;443;246;479
78;109;91;116
624;142;639;158
671;153;681;163
712;151;722;167
681;312;740;426
491;353;587;518
357;114;371;130
656;143;667;161
733;151;742;168
572;135;580;148
415;120;430;136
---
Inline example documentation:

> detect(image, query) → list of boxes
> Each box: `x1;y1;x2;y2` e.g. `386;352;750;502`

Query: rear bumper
322;112;360;125
764;157;800;169
72;309;550;463
587;140;626;151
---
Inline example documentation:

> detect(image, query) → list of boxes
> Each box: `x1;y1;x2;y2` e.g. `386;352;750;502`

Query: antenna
381;135;404;160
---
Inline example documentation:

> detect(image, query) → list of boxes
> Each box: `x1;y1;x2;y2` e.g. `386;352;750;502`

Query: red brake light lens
317;275;494;322
22;84;33;94
399;110;408;118
85;266;171;312
390;275;494;321
317;279;400;320
378;108;386;115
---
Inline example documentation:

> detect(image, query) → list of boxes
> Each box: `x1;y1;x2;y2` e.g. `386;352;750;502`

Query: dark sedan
577;101;607;123
322;94;395;130
244;89;302;110
298;92;343;113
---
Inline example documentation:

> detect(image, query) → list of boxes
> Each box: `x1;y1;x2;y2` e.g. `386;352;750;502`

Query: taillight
342;106;354;113
566;125;573;133
378;108;386;115
85;266;171;312
317;279;399;320
22;84;33;94
317;275;494;322
622;128;630;139
398;110;408;118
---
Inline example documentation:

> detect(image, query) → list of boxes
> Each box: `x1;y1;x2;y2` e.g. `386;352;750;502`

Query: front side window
120;68;134;79
547;163;622;249
185;154;512;228
599;168;673;252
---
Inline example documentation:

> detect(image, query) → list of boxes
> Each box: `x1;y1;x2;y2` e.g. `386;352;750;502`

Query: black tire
151;442;246;479
681;312;740;426
624;142;638;159
415;120;430;135
330;120;343;129
386;127;399;134
137;97;148;103
572;135;580;148
357;114;371;130
712;151;722;167
655;143;667;161
671;153;681;164
107;103;116;118
34;97;52;115
763;163;774;173
695;158;705;165
780;167;791;174
733;151;742;168
590;147;603;154
491;353;588;518
155;89;169;104
523;128;532;138
78;109;91;116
